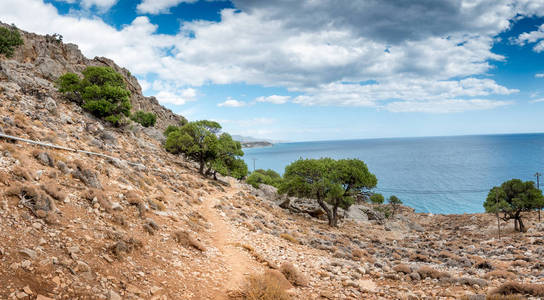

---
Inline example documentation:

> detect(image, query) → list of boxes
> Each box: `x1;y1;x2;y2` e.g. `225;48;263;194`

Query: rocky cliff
0;22;186;132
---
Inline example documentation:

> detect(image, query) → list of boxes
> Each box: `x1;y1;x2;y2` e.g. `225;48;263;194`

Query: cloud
81;0;118;10
154;88;197;105
385;99;512;113
1;0;538;113
529;98;544;103
136;0;225;15
254;95;290;104
54;0;119;11
514;23;544;52
223;117;275;126
536;73;544;78
137;0;196;14
232;0;515;45
292;78;518;107
217;97;247;107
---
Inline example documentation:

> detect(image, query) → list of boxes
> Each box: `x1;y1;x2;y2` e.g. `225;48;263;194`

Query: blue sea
242;133;544;214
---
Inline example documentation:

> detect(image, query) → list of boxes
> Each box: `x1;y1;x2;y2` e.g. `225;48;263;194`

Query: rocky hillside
1;24;544;300
0;22;185;132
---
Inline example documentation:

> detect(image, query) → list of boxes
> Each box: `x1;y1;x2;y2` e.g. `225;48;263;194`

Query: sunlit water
242;133;544;214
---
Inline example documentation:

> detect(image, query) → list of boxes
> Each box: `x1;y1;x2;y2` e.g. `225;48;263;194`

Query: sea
242;133;544;215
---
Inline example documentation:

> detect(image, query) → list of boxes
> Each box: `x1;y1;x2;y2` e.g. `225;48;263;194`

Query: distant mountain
231;135;277;148
231;135;273;143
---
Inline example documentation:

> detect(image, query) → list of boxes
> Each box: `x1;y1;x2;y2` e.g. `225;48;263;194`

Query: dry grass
459;295;526;300
410;253;433;263
484;270;517;280
486;296;527;300
280;233;299;244
489;282;544;297
393;264;412;274
12;166;32;181
173;230;206;252
242;272;291;300
416;266;451;279
233;243;278;269
85;189;112;211
41;182;66;202
351;248;366;259
110;237;143;258
5;184;56;218
279;262;308;287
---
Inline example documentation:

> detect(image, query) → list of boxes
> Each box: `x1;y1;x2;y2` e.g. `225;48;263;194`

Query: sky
1;0;544;141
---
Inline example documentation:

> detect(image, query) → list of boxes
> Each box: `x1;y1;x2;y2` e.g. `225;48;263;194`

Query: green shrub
57;66;131;126
388;195;402;205
375;205;392;218
247;169;282;189
131;110;157;127
0;26;24;58
370;193;385;204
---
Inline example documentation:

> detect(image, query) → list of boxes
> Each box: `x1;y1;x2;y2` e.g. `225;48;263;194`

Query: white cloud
1;0;537;114
292;78;518;108
219;117;275;126
254;95;290;104
154;88;196;105
515;23;544;52
529;98;544;103
217;98;247;107
385;99;512;113
81;0;118;10
55;0;118;10
536;73;544;78
137;0;196;15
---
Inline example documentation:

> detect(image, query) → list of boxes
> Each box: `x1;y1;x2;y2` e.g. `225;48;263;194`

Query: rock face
0;22;186;132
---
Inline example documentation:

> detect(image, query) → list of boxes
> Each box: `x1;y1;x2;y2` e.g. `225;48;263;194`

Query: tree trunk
518;216;526;232
199;157;205;175
331;203;339;227
514;218;519;232
316;196;334;227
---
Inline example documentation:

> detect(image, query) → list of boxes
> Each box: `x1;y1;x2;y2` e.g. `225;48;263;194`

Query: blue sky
2;0;544;141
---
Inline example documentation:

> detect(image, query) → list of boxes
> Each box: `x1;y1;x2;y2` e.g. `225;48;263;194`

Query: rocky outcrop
0;22;186;132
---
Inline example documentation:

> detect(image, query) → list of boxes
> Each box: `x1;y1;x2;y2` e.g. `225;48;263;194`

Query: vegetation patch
280;262;308;287
173;230;206;252
0;26;23;58
247;169;283;189
130;110;157;127
241;272;291;300
489;282;544;297
57;66;132;126
164;121;248;179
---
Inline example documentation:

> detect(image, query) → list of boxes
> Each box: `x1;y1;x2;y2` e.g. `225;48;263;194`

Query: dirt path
199;181;258;299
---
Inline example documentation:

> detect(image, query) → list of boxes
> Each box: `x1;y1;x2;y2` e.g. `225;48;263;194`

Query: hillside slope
1;25;544;300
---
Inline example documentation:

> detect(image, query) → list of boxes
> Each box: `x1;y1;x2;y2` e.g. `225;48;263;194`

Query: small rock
19;248;37;259
23;286;32;295
150;286;162;295
108;290;121;300
36;295;55;300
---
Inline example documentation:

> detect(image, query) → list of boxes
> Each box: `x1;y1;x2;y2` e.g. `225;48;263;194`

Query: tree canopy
57;66;131;126
279;158;377;227
164;121;247;179
484;179;544;232
247;169;283;189
208;133;247;180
